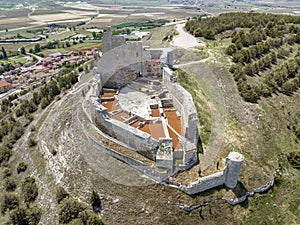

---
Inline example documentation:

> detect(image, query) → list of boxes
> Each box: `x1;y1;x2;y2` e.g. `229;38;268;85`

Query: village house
0;80;12;93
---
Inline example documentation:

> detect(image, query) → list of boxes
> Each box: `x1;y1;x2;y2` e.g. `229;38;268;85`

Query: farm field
1;1;300;225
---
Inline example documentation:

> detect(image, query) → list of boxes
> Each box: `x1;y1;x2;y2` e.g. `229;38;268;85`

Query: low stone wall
169;152;244;195
179;171;225;194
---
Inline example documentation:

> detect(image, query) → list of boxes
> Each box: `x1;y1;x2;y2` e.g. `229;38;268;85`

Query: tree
2;46;7;59
90;190;101;213
281;81;297;95
20;46;26;55
58;198;85;224
34;43;41;53
40;97;50;109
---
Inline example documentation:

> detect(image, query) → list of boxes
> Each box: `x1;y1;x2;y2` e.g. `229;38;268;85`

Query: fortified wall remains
89;27;244;194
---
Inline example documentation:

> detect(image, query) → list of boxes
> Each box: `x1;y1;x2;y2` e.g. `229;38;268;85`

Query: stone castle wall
162;67;198;145
172;152;244;194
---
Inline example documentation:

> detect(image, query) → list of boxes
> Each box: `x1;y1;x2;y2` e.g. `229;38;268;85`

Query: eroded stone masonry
89;27;244;194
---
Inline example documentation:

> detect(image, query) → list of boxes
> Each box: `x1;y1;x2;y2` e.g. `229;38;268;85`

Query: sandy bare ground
130;12;165;17
30;13;86;22
171;23;205;49
64;10;98;16
63;2;107;10
0;17;30;24
97;14;127;18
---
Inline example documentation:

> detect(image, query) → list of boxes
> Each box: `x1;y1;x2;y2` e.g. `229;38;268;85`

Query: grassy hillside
182;12;300;224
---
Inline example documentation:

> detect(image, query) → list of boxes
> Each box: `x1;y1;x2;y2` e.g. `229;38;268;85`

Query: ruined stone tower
224;151;244;188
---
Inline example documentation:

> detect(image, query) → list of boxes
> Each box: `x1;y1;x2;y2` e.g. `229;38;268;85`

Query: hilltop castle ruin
89;27;244;194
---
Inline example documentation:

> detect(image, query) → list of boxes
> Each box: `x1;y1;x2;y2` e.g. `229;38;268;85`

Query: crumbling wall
94;42;149;84
104;66;139;89
174;152;244;195
102;27;125;53
156;138;174;172
179;171;225;194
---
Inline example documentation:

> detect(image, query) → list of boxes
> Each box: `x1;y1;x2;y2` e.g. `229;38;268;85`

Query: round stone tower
224;152;244;189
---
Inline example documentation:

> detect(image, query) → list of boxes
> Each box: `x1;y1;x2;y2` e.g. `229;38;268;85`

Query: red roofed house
0;80;12;93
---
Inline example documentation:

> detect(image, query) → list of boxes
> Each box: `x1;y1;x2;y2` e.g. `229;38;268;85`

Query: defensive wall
168;152;244;194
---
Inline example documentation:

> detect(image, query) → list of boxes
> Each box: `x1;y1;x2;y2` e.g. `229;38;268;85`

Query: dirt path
171;23;205;49
174;49;216;68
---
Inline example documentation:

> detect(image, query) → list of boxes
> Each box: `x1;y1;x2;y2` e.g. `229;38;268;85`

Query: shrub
40;97;50;109
86;214;104;225
0;146;12;165
55;186;69;204
79;210;104;225
21;176;38;203
2;167;12;178
70;218;84;225
9;205;41;225
1;193;19;214
17;162;27;174
78;67;84;73
3;177;17;192
28;138;37;147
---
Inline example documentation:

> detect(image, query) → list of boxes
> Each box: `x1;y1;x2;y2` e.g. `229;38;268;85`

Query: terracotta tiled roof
0;80;11;88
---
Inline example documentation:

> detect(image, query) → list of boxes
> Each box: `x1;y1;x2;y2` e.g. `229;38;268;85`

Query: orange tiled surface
139;123;165;140
151;109;160;117
102;100;116;112
164;109;182;135
111;111;130;121
102;92;116;98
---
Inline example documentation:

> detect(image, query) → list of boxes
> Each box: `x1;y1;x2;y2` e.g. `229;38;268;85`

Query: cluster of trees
56;187;104;225
0;58;83;224
185;12;300;40
1;46;24;60
264;55;300;95
14;72;78;117
113;20;167;30
0;170;41;225
228;37;287;64
0;62;15;75
186;12;300;103
92;32;104;40
231;54;300;102
28;38;84;54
